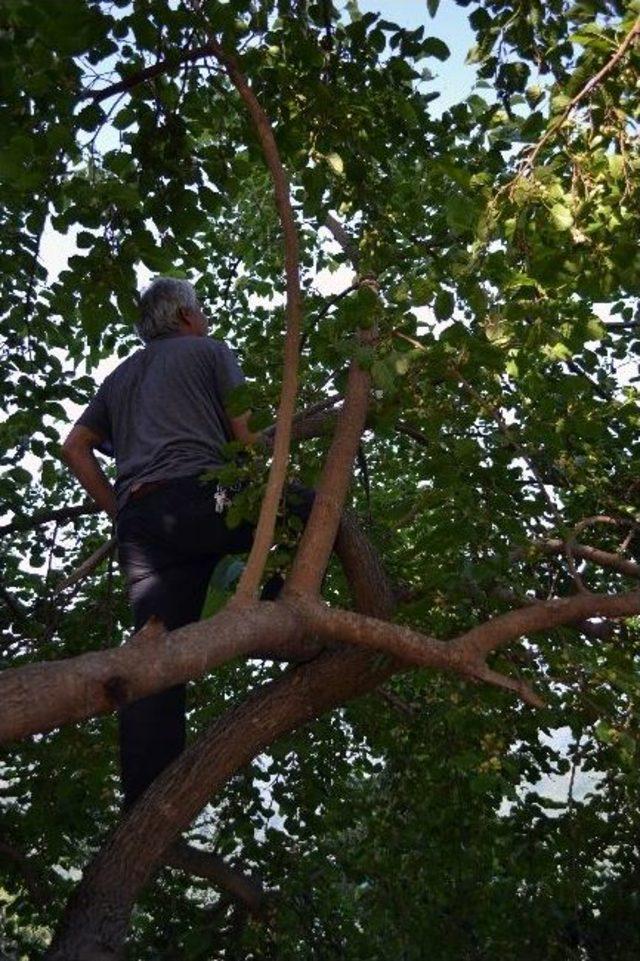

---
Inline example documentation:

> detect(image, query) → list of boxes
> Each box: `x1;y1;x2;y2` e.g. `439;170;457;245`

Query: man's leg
118;555;217;810
115;478;317;809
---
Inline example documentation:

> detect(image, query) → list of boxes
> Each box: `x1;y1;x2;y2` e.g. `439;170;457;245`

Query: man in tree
61;276;261;810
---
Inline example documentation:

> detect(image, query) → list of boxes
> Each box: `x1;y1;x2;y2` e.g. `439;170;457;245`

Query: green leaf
76;103;105;132
585;315;605;340
550;204;573;231
411;278;434;306
434;289;454;321
371;360;394;392
608;153;624;179
446;194;476;233
423;37;450;60
426;0;440;16
326;152;344;176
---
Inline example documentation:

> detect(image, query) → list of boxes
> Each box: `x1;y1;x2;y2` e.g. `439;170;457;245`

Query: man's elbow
60;427;93;466
60;437;77;465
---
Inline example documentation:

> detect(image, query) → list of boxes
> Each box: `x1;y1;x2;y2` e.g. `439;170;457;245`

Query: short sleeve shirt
76;334;246;511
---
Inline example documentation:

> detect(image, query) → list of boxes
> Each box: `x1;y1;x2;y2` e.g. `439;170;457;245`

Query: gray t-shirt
77;334;245;510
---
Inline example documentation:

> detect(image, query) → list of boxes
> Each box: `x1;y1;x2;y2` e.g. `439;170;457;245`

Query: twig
0;581;30;622
0;839;52;906
378;686;418;717
455;370;564;524
299;281;358;353
53;537;117;597
79;43;224;103
520;17;640;174
0;502;99;537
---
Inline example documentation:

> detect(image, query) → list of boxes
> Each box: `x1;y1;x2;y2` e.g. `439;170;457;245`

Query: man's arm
60;425;117;520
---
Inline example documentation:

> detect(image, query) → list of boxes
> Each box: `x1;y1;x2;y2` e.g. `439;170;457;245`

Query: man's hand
229;411;260;447
60;425;118;520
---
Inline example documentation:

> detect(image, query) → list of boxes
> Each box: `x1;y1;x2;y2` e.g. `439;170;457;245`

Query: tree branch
0;580;31;622
165;841;267;918
45;644;395;961
45;510;397;961
287;330;374;595
521;16;640;174
0;601;303;744
79;44;221;103
183;10;302;603
0;839;52;907
513;537;640;580
0;502;99;537
325;213;360;270
52;536;117;597
452;589;640;661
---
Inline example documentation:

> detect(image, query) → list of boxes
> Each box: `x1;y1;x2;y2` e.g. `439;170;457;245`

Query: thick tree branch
0;602;303;744
451;589;640;661
291;597;449;670
0;502;393;745
8;531;639;746
287;330;374;595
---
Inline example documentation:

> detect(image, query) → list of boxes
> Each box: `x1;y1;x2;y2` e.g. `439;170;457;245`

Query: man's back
78;334;245;510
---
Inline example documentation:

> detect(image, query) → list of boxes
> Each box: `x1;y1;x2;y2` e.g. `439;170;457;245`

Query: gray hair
137;277;199;342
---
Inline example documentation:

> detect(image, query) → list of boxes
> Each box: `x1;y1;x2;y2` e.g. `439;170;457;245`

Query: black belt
128;480;169;502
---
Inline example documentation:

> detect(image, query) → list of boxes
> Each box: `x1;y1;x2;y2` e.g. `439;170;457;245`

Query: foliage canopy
1;0;640;958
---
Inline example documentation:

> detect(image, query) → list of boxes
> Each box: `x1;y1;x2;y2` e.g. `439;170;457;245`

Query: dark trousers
116;474;313;810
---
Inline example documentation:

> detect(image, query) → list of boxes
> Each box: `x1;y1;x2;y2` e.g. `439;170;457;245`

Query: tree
1;0;639;957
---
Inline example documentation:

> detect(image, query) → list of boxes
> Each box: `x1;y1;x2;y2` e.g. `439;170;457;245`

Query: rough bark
451;589;640;659
287;333;373;595
0;508;392;743
0;602;302;743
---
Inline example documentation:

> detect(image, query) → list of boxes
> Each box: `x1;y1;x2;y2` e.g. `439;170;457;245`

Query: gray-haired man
62;277;265;809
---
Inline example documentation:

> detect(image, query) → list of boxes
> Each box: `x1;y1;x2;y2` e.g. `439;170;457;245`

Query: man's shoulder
102;348;145;386
178;336;238;362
